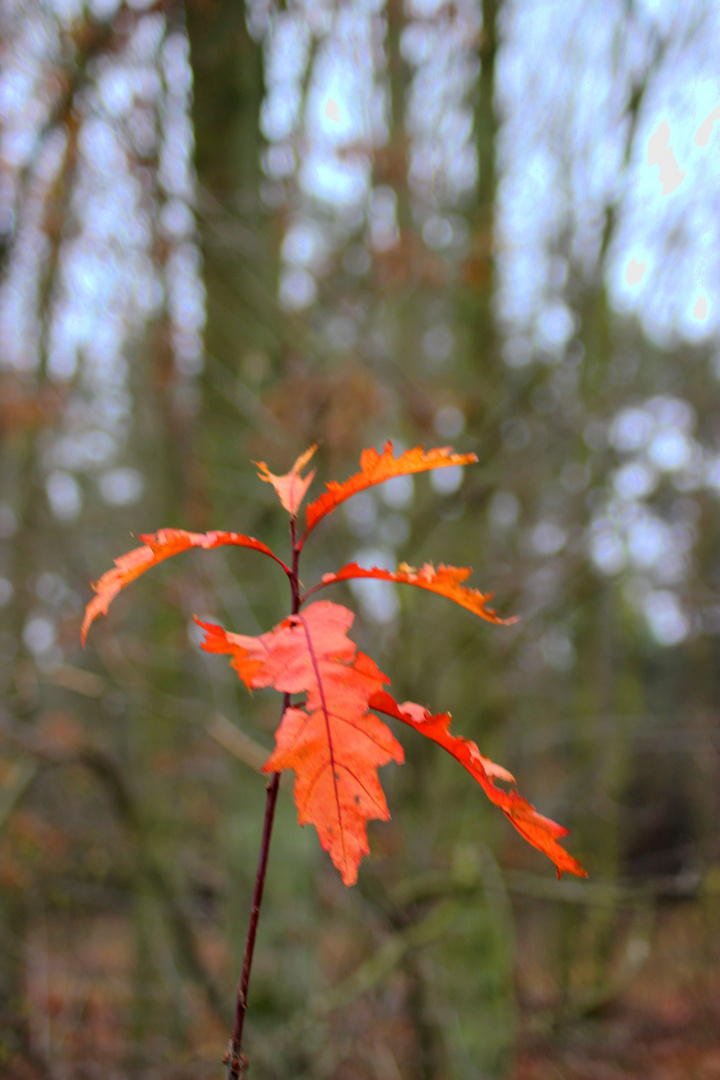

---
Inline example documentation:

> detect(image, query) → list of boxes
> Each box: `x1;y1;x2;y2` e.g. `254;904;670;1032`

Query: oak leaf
303;442;477;541
192;618;267;688
82;443;586;886
313;561;517;625
81;529;283;644
255;443;318;517
369;691;587;879
195;600;404;886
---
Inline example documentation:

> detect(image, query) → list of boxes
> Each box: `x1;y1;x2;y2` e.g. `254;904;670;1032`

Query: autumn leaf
82;444;585;890
308;561;517;625
194;600;584;883
255;443;318;516
302;442;477;542
82;529;286;644
192;618;267;687
369;691;587;879
195;600;404;886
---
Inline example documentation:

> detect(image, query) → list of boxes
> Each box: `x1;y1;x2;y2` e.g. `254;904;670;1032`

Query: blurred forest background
2;0;720;1077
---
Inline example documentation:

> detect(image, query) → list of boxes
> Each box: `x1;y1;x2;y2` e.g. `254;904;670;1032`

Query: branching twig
311;900;457;1017
391;855;709;909
206;712;278;777
0;712;226;1021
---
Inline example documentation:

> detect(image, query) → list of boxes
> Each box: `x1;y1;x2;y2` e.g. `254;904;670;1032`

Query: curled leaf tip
255;443;318;516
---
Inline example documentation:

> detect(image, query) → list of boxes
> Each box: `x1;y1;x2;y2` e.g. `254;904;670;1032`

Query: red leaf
302;442;477;541
369;691;587;879
192;618;267;687
255;443;318;517
82;444;587;891
311;561;517;625
82;529;285;644
195;601;404;886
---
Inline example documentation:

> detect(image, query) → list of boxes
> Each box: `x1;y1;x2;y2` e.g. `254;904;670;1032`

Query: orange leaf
195;601;404;886
302;442;477;541
312;561;517;625
255;443;318;517
369;691;587;879
192;618;267;687
82;529;285;644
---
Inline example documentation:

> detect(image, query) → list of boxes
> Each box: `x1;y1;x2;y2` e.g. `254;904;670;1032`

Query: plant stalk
224;520;300;1079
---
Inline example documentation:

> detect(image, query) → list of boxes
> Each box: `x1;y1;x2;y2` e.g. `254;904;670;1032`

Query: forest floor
4;898;719;1079
513;900;720;1080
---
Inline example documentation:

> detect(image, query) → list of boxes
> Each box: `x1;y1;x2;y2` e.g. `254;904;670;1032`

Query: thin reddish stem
224;518;300;1080
298;579;325;606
